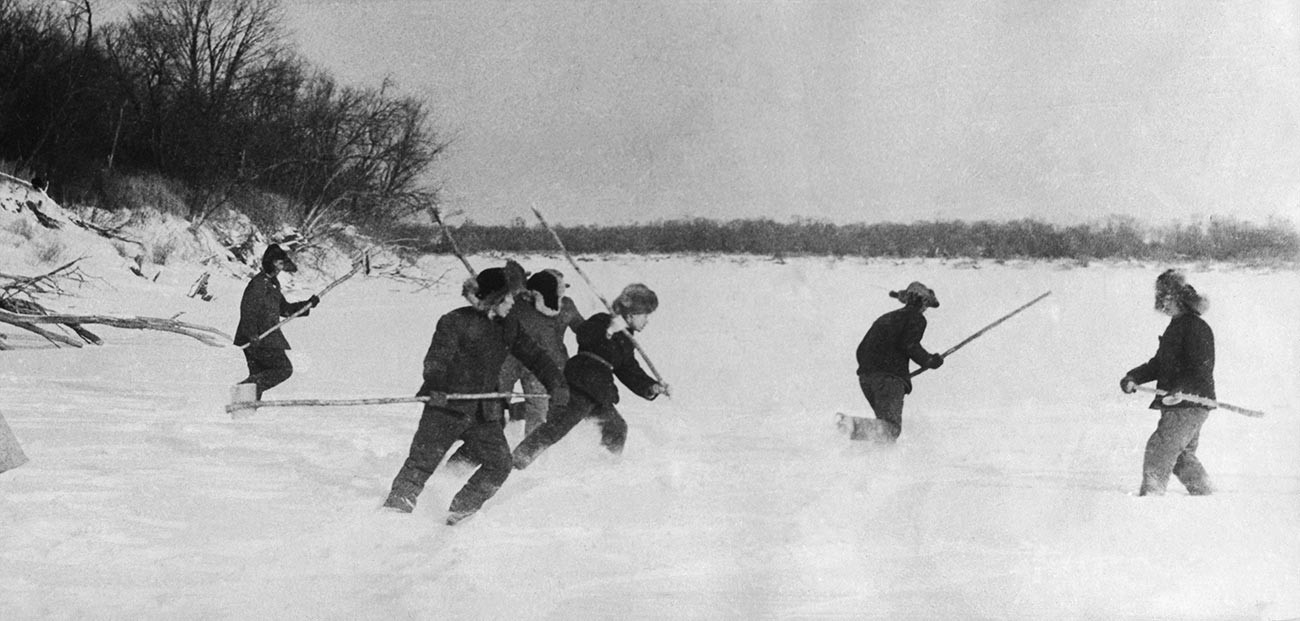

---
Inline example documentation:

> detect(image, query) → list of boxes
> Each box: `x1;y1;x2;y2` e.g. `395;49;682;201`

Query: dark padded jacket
855;306;936;394
510;294;585;368
234;272;312;349
1126;312;1216;410
416;307;564;421
564;313;659;405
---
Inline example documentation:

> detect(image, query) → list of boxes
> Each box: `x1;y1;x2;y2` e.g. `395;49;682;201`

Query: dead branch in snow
1;259;89;298
0;307;230;348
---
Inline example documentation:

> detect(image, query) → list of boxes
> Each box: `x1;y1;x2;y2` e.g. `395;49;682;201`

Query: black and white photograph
2;1;1298;618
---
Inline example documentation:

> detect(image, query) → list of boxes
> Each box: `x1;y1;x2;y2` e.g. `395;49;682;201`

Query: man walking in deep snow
383;266;569;525
1120;269;1215;496
233;244;319;399
498;268;585;435
511;283;669;470
852;281;945;443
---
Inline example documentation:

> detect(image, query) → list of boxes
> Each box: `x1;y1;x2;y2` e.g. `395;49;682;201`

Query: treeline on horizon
0;0;444;236
392;216;1299;262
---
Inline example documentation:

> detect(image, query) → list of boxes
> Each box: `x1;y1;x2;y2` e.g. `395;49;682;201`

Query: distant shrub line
387;216;1299;262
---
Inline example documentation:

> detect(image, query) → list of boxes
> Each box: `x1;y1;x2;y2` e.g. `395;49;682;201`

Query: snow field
1;252;1297;620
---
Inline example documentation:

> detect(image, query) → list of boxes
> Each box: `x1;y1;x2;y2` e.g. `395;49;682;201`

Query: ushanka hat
612;283;658;315
889;281;939;308
463;267;511;304
527;269;563;312
1155;268;1208;314
261;244;297;273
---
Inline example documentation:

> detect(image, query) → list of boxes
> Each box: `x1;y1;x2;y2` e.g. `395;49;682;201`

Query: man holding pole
233;244;319;399
1120;269;1215;497
851;281;945;443
383;266;569;525
512;283;669;470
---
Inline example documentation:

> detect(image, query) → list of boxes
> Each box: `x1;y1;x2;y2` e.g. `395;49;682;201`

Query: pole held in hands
529;204;667;387
911;291;1052;378
1131;385;1264;418
226;391;547;417
238;253;369;350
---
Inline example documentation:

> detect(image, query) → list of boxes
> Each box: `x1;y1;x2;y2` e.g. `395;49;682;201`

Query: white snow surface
2;194;1298;619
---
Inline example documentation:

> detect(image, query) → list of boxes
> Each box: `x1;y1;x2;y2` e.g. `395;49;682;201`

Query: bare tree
250;76;447;238
109;0;289;217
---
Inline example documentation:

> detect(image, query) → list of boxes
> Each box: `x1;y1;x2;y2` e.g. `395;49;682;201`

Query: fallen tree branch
1;258;86;297
0;308;231;347
2;320;85;348
0;297;101;346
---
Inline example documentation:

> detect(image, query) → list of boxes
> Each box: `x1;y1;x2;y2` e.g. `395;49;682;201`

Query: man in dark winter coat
851;281;944;443
1121;269;1215;496
233;244;319;399
498;268;585;435
512;283;669;470
383;266;569;524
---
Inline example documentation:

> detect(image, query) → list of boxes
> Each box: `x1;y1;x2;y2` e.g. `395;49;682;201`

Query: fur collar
531;291;560;317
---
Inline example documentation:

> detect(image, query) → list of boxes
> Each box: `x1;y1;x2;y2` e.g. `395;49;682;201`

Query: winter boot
382;490;417;513
446;510;475;526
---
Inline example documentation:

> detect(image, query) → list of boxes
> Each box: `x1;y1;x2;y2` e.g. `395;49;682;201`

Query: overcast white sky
105;0;1300;226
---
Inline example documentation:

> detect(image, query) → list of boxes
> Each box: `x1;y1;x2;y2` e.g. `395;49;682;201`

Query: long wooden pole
1132;385;1264;418
529;204;666;385
238;254;368;350
910;291;1052;378
429;207;475;276
226;392;548;416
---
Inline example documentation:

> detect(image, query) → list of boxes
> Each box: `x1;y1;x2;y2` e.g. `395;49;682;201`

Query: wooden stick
911;291;1051;378
429;207;476;276
238;254;367;350
529;204;667;386
1132;385;1264;418
225;392;547;415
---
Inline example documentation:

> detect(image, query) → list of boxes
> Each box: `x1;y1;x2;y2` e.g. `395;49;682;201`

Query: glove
1120;377;1137;394
422;391;448;407
1161;392;1183;406
550;385;570;408
650;383;671;398
926;353;944;369
607;315;629;337
308;295;321;308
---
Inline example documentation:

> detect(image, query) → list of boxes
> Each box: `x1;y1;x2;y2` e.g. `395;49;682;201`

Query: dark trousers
1141;407;1212;496
499;356;550;435
241;347;293;399
512;391;627;469
389;405;513;515
858;372;906;441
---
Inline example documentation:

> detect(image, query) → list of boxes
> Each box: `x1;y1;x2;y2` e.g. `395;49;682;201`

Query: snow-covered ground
2;189;1298;619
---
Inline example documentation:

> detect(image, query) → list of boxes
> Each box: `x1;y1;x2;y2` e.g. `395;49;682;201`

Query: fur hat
527;269;563;314
612;283;658;315
1155;268;1208;314
463;267;511;306
890;281;939;308
261;244;297;273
